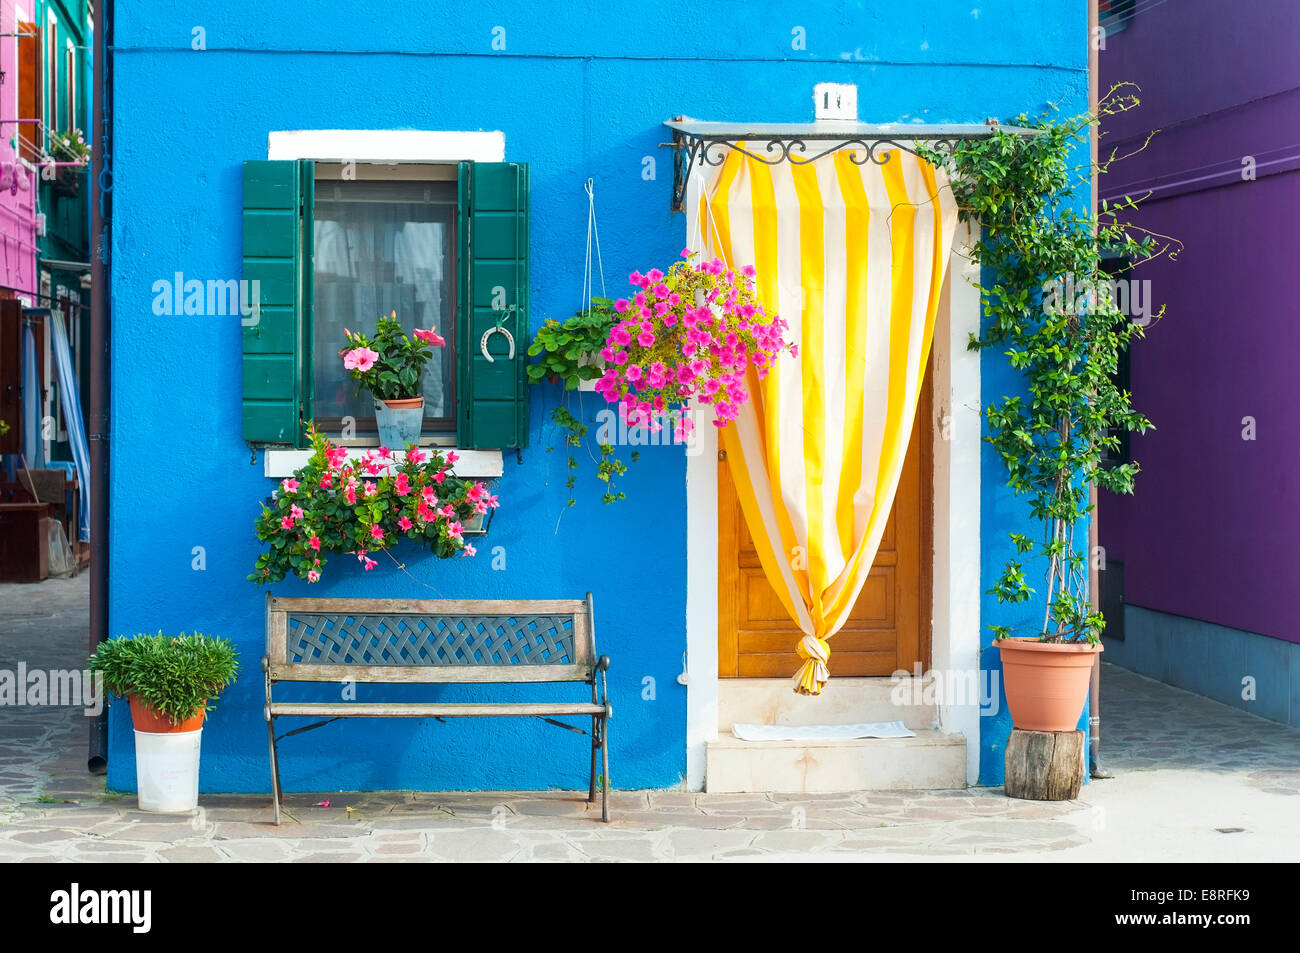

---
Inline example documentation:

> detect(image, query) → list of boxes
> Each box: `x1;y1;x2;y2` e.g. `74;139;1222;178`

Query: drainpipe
87;0;112;773
1087;0;1110;780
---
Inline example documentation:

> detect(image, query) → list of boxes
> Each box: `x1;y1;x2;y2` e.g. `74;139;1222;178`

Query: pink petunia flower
290;505;304;521
281;478;299;494
462;543;477;558
309;535;321;551
394;473;411;496
406;447;427;465
398;516;414;531
307;569;320;583
369;524;384;542
279;516;294;530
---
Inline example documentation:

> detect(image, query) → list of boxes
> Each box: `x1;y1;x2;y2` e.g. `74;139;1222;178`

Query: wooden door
718;368;932;677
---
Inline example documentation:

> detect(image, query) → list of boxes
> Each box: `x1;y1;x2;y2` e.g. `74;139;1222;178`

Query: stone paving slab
2;576;1299;861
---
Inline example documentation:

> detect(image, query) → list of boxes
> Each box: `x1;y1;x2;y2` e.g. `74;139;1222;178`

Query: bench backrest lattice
266;597;594;684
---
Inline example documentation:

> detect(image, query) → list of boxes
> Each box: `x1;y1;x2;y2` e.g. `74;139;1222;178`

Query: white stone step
718;676;936;731
705;729;967;794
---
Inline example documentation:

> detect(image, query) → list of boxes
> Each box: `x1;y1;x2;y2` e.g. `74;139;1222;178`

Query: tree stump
1005;729;1085;800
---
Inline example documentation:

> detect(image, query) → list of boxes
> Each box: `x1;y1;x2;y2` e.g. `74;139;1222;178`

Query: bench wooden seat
262;593;612;824
268;702;608;718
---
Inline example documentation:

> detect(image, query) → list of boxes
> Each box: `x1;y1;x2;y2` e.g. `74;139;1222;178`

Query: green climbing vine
923;84;1180;643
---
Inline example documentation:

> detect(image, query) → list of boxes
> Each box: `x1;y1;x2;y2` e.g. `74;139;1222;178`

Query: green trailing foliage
527;300;638;508
526;298;619;390
922;84;1180;643
89;633;239;726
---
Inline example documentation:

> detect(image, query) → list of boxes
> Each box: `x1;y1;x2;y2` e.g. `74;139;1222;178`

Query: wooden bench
262;593;612;824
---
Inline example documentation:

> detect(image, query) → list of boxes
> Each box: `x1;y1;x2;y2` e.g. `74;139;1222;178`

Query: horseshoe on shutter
480;326;516;363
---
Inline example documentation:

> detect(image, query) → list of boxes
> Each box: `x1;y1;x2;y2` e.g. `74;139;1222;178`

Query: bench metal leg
267;716;283;826
601;713;610;823
588;714;599;803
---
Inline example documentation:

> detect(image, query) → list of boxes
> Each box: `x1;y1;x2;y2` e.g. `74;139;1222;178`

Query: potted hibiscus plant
249;425;497;584
340;311;446;448
89;632;239;813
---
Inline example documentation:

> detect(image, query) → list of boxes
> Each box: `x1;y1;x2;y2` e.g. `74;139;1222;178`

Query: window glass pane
312;178;455;429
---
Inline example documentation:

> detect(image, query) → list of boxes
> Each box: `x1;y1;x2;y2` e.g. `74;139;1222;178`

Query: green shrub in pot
89;632;239;726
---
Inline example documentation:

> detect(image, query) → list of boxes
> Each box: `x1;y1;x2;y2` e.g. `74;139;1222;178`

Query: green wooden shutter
458;161;530;449
242;159;313;446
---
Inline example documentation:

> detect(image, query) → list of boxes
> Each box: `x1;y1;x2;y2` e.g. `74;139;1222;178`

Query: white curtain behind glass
312;179;454;425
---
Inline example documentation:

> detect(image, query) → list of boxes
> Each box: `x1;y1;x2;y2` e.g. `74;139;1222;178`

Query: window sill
263;448;504;479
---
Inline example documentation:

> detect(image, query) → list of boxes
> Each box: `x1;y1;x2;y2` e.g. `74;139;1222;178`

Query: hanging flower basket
594;250;796;437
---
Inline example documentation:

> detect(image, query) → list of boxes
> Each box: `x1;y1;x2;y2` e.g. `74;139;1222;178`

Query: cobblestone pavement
2;575;1297;861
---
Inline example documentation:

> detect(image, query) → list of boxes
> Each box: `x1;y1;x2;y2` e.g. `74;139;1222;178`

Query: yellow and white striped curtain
701;147;958;695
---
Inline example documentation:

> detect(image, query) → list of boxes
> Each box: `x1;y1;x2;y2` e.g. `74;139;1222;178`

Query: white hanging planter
576;352;604;392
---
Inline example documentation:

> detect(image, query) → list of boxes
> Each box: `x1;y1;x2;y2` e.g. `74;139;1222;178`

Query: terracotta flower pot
996;637;1103;732
380;396;424;411
128;694;205;733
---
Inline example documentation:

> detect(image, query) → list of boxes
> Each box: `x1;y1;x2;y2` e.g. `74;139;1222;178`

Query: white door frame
682;173;983;789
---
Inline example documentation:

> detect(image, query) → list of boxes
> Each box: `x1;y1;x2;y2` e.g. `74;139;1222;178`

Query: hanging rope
581;178;606;320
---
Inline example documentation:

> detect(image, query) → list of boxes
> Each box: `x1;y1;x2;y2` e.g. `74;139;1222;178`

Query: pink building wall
0;1;40;299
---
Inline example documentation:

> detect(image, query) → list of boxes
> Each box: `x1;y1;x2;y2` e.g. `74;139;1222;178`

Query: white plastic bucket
134;728;202;813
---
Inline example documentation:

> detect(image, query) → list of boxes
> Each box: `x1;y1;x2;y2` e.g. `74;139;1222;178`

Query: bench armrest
590;655;611;708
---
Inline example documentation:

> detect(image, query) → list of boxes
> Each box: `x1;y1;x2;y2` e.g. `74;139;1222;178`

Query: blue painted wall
107;0;1089;792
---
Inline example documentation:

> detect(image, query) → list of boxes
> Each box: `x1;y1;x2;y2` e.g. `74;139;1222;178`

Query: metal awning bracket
662;116;1038;213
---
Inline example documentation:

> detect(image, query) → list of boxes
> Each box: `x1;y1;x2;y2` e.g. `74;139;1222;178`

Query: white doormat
731;721;916;742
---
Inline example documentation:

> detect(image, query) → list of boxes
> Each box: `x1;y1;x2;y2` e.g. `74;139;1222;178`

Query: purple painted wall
1099;0;1300;644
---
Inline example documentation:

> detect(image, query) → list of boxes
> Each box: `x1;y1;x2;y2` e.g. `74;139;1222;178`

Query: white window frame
264;129;509;476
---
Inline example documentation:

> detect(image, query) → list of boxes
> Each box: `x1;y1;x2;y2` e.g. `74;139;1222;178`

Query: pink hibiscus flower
343;347;379;372
413;327;446;346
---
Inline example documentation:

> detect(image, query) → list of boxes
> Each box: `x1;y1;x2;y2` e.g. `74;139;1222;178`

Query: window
311;168;457;434
1100;255;1133;472
66;39;76;132
45;10;57;135
240;158;530;451
15;16;39;163
1099;0;1137;35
